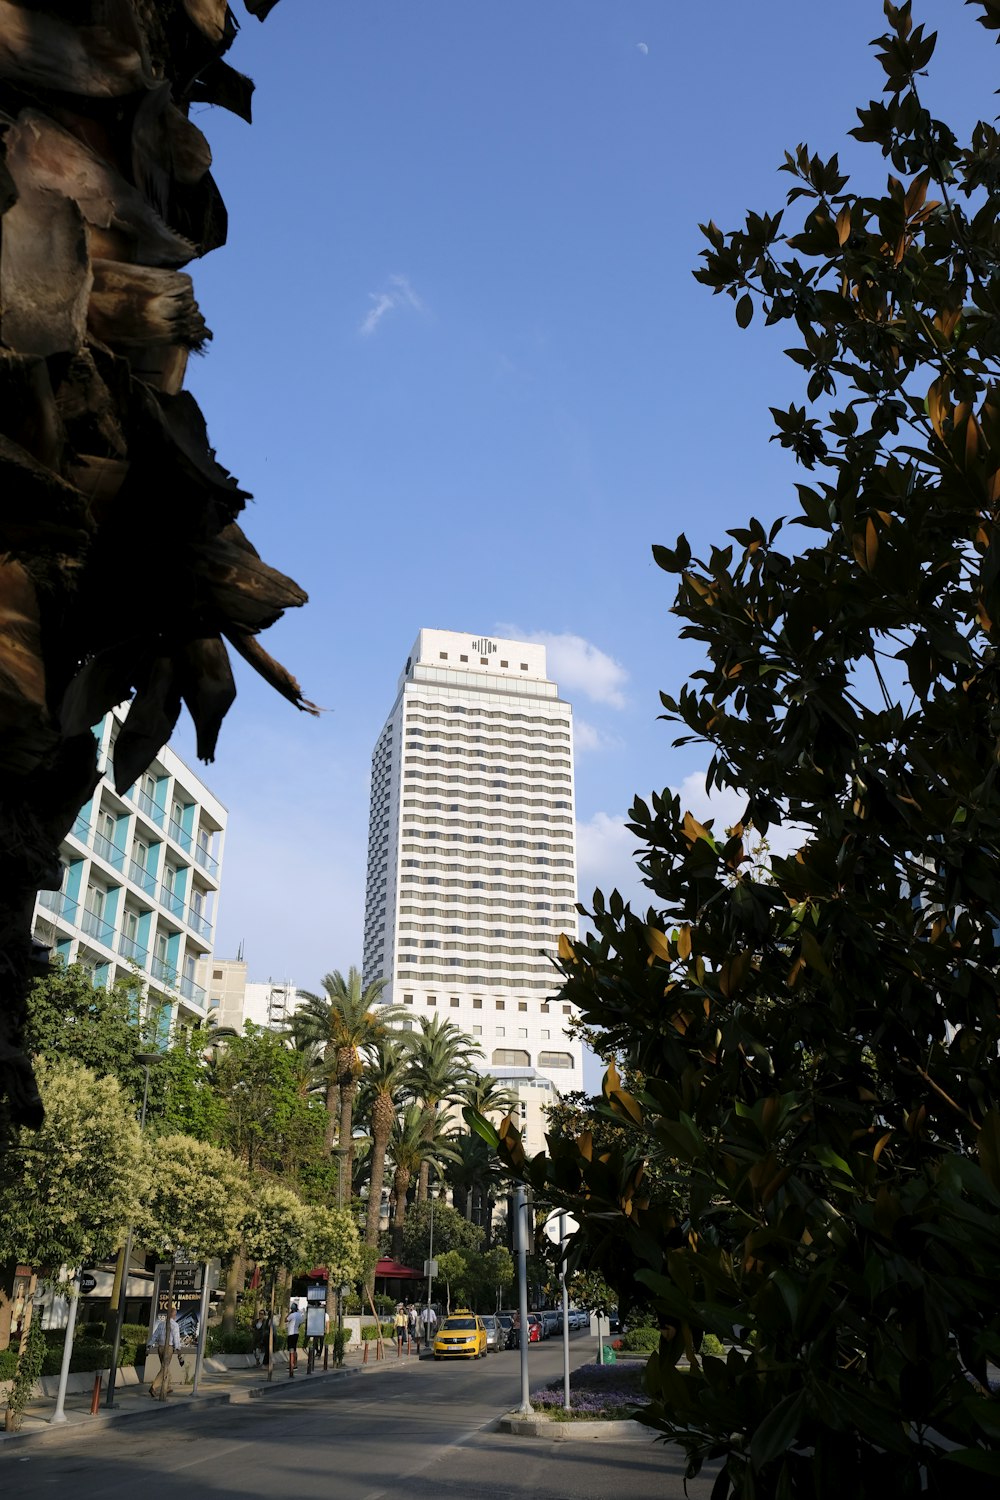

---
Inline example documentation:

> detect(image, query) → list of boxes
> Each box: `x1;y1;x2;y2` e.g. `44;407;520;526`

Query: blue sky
168;2;999;1041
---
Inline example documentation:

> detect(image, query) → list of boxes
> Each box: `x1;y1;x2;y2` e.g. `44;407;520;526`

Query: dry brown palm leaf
0;1;149;98
4;108;198;267
0;184;91;357
226;628;321;716
177;634;237;760
0;350;65;470
0;556;52;774
112;652;182;791
188;57;254;122
194;532;308;632
182;0;235;47
88;260;210;350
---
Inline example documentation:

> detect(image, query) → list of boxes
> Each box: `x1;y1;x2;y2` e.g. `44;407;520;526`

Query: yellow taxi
432;1310;488;1360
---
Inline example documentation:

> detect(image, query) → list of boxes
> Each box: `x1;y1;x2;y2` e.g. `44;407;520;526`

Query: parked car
433;1311;488;1361
526;1313;545;1342
497;1312;516;1347
480;1314;506;1352
541;1309;563;1338
568;1308;589;1331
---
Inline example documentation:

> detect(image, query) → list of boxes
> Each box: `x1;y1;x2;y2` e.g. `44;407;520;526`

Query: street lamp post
105;1051;160;1408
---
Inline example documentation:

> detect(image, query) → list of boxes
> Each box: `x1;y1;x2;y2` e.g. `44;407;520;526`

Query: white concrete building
363;628;583;1093
196;957;308;1033
32;709;226;1030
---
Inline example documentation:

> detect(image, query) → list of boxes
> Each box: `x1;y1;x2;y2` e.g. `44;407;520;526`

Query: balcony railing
167;816;192;853
37;890;79;924
136;789;164;827
80;908;115;947
187;906;212;940
92;831;125;871
151;956;178;988
71;815;90;843
118;932;148;965
179;974;206;1006
159;885;185;920
127;859;158;897
193;842;219;879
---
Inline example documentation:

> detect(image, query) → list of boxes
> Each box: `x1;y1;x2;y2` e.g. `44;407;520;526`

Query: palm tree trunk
323;1079;339;1153
221;1246;246;1337
364;1123;390;1294
339;1078;358;1182
417;1158;430;1204
391;1165;410;1260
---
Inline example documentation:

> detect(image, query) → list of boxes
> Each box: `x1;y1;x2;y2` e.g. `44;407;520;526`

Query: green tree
399;1199;483;1268
356;1037;413;1266
23;963;152;1102
0;1058;143;1270
308;1205;364;1289
407;1015;481;1202
496;6;1000;1495
387;1103;448;1259
293;967;399;1178
435;1249;466;1315
139;1135;248;1263
241;1181;315;1286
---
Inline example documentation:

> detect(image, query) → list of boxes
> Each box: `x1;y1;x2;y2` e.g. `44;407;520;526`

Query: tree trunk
221;1246;246;1338
339;1077;357;1183
391;1165;410;1261
323;1078;339;1154
417;1158;430;1204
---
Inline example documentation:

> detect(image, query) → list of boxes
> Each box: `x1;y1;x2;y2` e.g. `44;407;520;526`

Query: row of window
402;994;573;1015
398;901;576;916
405;727;570;746
396;972;558;989
403;798;572;817
398;939;556;957
400;876;575;892
396;955;557;975
401;855;575;869
398;920;571;936
405;706;570;728
404;769;571;789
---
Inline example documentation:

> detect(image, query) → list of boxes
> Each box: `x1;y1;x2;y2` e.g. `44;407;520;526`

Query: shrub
40;1340;114;1376
360;1322;393;1341
5;1318;45;1430
700;1333;726;1360
620;1326;659;1354
0;1348;19;1380
331;1327;351;1366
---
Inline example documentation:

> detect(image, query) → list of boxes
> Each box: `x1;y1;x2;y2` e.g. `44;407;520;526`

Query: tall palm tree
356;1037;414;1261
407;1016;483;1202
388;1103;459;1260
293;967;402;1182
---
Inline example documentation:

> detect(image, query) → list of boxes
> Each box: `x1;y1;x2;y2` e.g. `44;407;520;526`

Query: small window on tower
500;660;508;668
520;663;528;671
460;654;468;662
496;1000;505;1011
439;652;448;660
518;1001;527;1012
427;995;437;1006
450;997;459;1008
473;997;482;1010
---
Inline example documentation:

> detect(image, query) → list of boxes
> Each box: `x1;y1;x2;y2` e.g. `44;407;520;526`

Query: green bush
5;1318;45;1430
78;1322;106;1340
40;1340;114;1376
700;1334;726;1359
206;1329;254;1355
360;1322;393;1341
0;1348;19;1380
620;1326;659;1353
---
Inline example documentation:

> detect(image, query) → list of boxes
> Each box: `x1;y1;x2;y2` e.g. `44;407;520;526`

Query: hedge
360;1322;394;1341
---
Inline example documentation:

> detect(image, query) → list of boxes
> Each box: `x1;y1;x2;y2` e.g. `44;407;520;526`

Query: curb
498;1413;653;1443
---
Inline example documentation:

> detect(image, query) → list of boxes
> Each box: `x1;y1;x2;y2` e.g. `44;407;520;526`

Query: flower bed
530;1360;651;1421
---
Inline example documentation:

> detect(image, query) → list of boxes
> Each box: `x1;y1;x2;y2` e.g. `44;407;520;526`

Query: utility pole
514;1184;532;1414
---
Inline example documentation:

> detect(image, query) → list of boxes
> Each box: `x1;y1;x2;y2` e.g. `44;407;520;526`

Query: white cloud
637;41;649;55
359;274;425;337
498;628;628;708
575;810;648;912
574;718;623;755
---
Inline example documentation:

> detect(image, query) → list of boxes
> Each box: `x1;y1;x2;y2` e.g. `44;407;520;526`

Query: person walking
407;1304;418;1346
148;1304;182;1399
252;1312;269;1366
419;1303;437;1351
285;1301;303;1375
393;1303;407;1354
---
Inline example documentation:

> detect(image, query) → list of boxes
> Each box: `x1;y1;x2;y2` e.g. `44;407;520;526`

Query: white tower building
363;629;583;1093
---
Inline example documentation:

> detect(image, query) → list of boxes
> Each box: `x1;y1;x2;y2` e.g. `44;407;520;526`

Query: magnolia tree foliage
494;5;1000;1496
138;1134;247;1262
0;1058;143;1271
308;1205;363;1287
241;1181;315;1279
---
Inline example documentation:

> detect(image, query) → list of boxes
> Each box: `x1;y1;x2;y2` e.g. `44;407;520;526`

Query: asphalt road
1;1336;714;1500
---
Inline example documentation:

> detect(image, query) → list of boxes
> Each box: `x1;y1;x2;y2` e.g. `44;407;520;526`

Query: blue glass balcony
193;842;218;878
71;815;91;843
187;907;212;940
159;885;185;920
92;831;126;871
118;932;148;965
151;956;178;988
136;790;164;827
168;817;193;853
80;908;115;947
128;859;158;897
179;974;206;1006
37;890;79;923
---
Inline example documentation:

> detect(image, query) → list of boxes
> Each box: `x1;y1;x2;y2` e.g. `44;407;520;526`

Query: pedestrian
393;1303;407;1353
420;1303;437;1350
252;1312;269;1366
285;1301;303;1374
407;1304;418;1345
148;1304;182;1399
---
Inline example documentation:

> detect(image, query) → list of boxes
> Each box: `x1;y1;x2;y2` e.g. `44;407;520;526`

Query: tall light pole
514;1184;532;1414
105;1051;160;1407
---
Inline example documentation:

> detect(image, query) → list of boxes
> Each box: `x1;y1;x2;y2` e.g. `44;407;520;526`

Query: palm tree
356;1037;414;1262
388;1104;459;1260
293;968;403;1181
407;1016;482;1202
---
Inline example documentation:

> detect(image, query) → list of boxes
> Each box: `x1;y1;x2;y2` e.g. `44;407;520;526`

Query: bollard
323;1344;328;1371
363;1339;369;1364
90;1373;103;1415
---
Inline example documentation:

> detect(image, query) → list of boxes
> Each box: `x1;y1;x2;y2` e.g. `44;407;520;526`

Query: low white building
32;709;226;1029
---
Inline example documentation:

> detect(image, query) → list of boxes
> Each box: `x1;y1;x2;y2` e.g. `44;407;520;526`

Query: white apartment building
363;629;583;1093
195;957;308;1033
32;709;226;1029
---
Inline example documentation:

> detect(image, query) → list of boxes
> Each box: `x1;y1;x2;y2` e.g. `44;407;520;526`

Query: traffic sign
544;1210;579;1247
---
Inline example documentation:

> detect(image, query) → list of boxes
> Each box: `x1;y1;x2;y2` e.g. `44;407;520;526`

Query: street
1;1338;714;1500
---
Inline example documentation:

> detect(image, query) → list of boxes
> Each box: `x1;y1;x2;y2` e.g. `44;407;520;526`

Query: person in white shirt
419;1304;437;1350
148;1305;182;1399
285;1302;303;1374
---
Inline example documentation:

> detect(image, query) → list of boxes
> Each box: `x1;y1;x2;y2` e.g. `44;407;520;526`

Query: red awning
374;1258;422;1280
307;1258;422;1281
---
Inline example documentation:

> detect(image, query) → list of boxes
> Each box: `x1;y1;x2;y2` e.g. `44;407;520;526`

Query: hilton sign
471;638;497;655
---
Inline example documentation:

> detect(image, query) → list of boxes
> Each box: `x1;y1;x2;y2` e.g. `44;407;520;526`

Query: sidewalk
0;1339;428;1449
